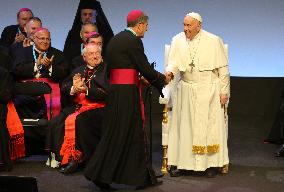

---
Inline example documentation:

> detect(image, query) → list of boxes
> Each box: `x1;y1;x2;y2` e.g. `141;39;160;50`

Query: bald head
34;28;51;51
17;10;33;28
183;15;201;40
80;23;98;43
82;44;102;67
25;17;42;39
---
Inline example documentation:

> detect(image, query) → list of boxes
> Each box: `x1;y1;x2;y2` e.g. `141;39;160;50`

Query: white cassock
166;29;230;171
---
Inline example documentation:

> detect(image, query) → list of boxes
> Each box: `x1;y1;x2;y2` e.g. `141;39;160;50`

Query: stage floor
2;77;284;191
1;113;284;192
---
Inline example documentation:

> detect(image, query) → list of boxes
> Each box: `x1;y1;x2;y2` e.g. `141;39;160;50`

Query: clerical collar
86;65;94;70
126;28;137;36
32;44;47;62
34;45;46;54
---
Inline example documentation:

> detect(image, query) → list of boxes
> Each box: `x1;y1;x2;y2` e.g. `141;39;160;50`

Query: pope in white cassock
166;12;230;178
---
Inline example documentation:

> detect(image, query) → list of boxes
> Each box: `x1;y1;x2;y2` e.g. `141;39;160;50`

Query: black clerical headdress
71;0;113;40
64;0;113;59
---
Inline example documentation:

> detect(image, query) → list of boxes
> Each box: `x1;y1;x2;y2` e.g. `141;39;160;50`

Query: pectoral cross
189;61;195;72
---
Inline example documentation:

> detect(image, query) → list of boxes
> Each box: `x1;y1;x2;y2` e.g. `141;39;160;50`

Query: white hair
82;44;102;55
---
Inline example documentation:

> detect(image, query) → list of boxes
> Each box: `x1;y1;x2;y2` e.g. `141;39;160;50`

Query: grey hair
127;15;149;27
28;17;42;24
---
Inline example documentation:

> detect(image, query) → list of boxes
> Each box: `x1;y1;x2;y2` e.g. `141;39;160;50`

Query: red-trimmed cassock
12;45;68;119
0;67;24;172
84;29;166;186
46;62;109;166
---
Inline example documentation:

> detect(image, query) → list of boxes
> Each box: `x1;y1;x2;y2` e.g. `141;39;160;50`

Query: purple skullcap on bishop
18;8;32;13
86;31;99;39
35;27;49;34
127;10;144;23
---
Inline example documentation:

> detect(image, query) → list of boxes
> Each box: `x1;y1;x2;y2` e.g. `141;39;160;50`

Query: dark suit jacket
12;46;69;82
106;30;165;92
0;25;26;48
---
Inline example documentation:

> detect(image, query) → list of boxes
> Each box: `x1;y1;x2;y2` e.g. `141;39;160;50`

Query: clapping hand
42;55;54;68
36;54;54;69
23;38;32;47
36;53;44;67
14;32;25;43
73;73;82;86
73;74;87;93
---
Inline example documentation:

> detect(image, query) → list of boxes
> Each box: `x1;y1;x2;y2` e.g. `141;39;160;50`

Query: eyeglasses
35;36;51;42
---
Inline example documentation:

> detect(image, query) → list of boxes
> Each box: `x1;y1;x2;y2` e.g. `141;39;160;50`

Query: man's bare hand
73;75;88;93
75;78;88;93
14;33;25;43
42;55;54;68
164;71;173;85
23;38;32;47
220;94;229;105
36;53;43;67
73;73;82;86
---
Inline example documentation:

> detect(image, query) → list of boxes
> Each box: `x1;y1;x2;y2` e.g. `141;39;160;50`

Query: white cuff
49;65;53;76
166;65;178;75
34;62;40;78
70;86;76;95
34;62;38;72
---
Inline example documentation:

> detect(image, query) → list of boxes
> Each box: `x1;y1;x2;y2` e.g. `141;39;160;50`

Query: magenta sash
21;78;61;120
110;69;145;123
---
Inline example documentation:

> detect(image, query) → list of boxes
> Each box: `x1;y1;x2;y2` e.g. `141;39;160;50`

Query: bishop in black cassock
0;67;14;172
84;10;167;190
12;28;68;119
47;44;108;174
0;8;33;50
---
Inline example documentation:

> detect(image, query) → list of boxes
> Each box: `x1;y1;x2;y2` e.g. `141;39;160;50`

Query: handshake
140;71;173;86
164;71;174;85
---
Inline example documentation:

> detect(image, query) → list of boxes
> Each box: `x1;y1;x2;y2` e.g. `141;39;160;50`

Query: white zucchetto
186;12;202;22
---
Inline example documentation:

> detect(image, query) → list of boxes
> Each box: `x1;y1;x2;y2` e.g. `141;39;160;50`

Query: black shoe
275;145;284;157
58;160;78;174
155;174;164;178
136;180;163;190
206;168;217;178
169;166;181;177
